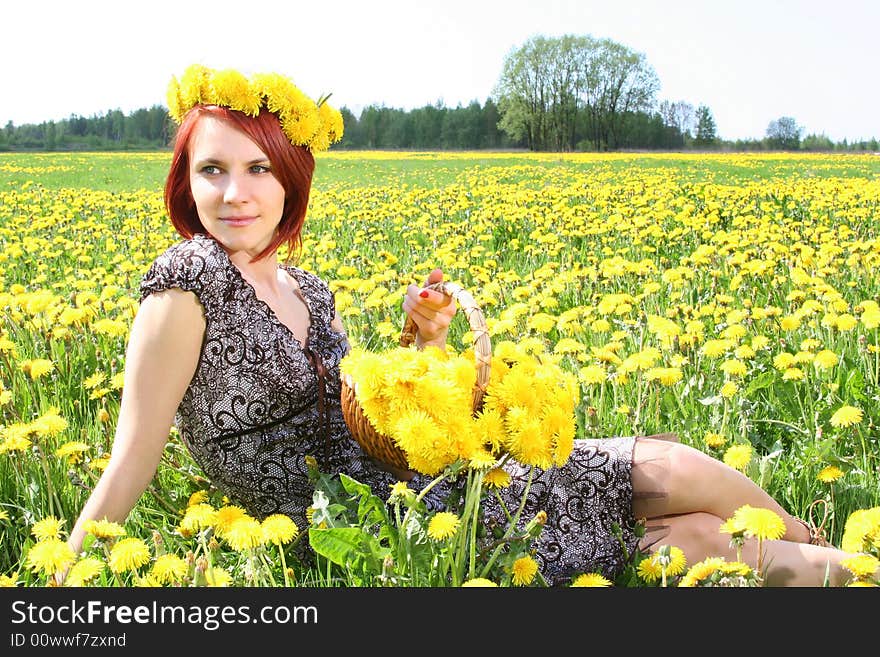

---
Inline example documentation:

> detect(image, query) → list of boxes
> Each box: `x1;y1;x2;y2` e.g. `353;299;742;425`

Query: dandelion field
1;150;879;587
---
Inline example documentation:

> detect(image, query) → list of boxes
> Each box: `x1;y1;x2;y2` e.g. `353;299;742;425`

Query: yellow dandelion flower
388;481;415;504
224;516;265;551
840;507;880;554
136;574;163;587
82;518;126;540
772;352;795;371
26;538;76;576
861;308;880;329
579;364;607;385
511;555;539;586
468;450;497;470
782;367;805;381
704;432;726;449
54;441;91;464
813;350;838;370
840;554;879;579
261;514;299;544
830;405;863;428
638;557;663;584
65;557;105;586
213;505;247;537
180;504;217;534
30;408;68;437
720;381;739;398
571;573;612;587
720;359;748;377
24;359;54;380
664;546;688;576
723;444;752;471
462;578;498;587
719;515;747;537
88;454;110;472
0;508;9;522
0;574;18;587
847;580;878;587
817;465;845;483
108;538;151;573
83;372;107;389
678;557;727;587
835;313;858;331
701;339;734;358
151;554;189;585
644;367;683;386
732;505;786;540
31;516;65;541
181;492;206;508
484;467;512;489
205;567;232;587
427;512;460;541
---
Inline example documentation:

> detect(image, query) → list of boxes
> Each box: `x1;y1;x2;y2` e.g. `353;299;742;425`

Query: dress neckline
196;234;314;350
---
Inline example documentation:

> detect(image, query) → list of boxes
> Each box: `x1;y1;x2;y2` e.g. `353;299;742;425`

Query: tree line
2;34;877;153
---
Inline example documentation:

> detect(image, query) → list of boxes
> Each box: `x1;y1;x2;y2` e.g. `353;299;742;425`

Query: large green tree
494;34;660;151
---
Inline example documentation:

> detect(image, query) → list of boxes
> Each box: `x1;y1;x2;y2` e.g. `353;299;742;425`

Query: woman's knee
632;439;716;509
645;512;730;558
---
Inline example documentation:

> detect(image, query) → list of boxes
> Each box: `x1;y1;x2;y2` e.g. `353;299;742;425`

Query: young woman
68;65;858;586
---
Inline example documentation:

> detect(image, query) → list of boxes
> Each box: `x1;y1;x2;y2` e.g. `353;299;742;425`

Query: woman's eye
201;165;221;175
251;165;271;174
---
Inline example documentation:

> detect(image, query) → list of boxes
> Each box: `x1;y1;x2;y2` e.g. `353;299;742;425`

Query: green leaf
339;473;390;527
744;371;776;396
844;368;867;403
309;527;390;576
309;527;368;566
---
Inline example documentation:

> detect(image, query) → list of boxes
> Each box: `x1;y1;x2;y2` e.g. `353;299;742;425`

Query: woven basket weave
340;281;492;471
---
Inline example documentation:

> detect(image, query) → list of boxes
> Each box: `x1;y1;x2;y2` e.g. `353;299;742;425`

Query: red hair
164;105;315;262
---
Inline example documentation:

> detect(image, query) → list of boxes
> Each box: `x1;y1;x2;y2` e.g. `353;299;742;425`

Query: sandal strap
805;499;830;546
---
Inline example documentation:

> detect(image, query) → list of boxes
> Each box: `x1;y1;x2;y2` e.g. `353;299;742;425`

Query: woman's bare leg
631;437;812;542
644;511;855;586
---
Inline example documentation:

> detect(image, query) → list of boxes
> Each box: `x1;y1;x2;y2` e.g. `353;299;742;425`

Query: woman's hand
402;268;455;349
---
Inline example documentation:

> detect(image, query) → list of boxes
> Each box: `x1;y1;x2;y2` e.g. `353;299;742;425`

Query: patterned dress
140;234;643;584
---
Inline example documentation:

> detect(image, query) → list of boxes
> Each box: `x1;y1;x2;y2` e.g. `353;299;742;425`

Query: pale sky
3;0;878;143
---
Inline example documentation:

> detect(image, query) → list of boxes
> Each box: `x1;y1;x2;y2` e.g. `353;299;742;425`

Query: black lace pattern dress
140;234;643;584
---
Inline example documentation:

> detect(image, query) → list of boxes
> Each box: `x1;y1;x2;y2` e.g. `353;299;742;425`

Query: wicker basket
340;281;492;471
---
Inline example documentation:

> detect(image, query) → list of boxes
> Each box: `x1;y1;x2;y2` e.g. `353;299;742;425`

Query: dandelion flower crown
167;64;344;153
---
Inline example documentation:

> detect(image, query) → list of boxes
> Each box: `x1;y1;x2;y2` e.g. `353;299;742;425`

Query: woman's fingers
403;270;455;346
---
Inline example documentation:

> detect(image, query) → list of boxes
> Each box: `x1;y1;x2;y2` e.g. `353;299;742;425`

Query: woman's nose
223;172;251;204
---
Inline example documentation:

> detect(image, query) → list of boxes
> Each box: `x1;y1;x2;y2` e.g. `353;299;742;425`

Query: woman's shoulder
151;234;226;269
141;235;229;303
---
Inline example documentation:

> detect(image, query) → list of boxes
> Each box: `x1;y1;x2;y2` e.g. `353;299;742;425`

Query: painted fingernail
419;290;429;298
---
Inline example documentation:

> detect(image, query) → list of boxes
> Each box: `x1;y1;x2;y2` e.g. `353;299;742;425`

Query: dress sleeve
139;239;227;318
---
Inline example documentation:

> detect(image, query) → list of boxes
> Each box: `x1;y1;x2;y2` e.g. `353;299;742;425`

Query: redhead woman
69;65;858;586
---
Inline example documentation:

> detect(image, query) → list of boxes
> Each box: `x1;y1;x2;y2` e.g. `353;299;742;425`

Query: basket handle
399;281;491;413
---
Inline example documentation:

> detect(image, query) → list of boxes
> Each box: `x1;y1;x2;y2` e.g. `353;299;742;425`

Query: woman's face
188;116;285;259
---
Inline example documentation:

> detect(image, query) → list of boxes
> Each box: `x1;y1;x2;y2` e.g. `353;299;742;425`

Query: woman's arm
67;288;205;554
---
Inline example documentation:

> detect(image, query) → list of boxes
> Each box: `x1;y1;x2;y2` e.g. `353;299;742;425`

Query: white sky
2;0;878;142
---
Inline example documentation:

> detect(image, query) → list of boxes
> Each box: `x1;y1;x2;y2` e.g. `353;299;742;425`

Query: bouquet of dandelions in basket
304;329;579;587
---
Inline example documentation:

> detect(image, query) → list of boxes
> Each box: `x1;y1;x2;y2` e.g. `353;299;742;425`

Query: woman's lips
220;216;257;227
